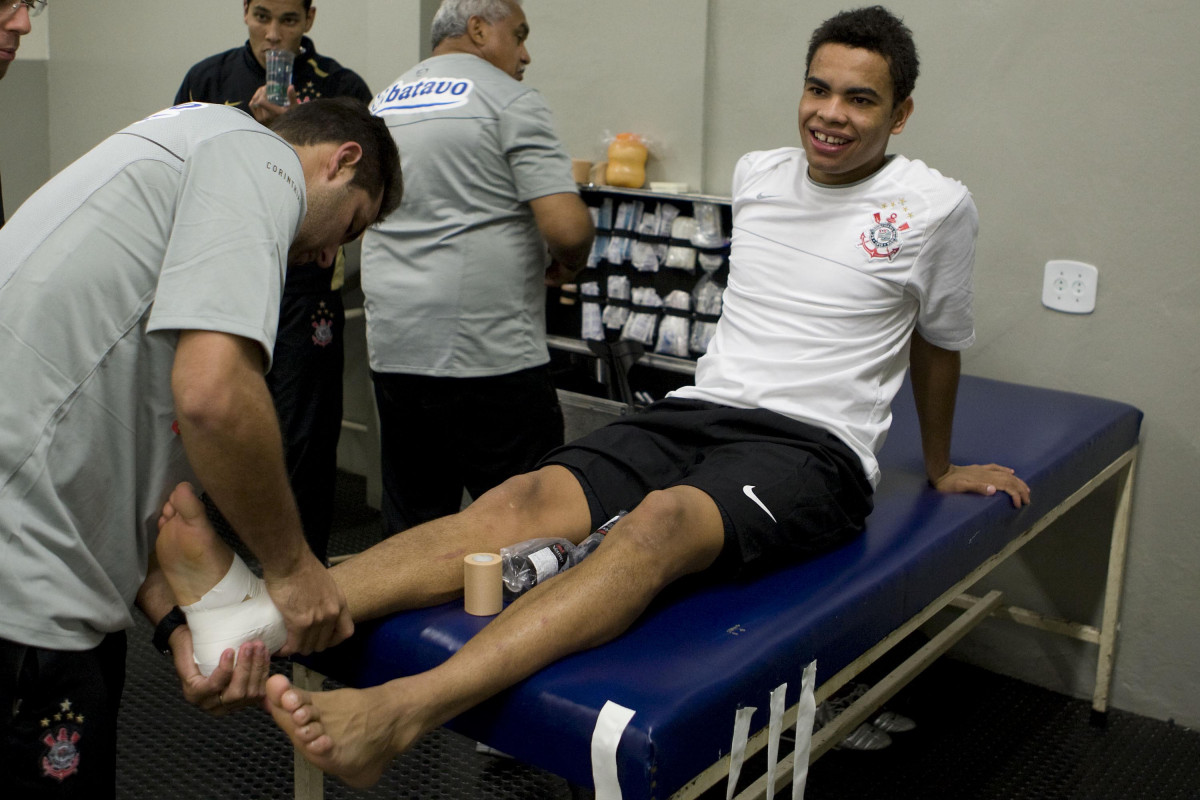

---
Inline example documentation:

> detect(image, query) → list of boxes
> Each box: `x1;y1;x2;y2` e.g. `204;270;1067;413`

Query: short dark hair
269;97;404;223
244;0;313;11
806;6;919;105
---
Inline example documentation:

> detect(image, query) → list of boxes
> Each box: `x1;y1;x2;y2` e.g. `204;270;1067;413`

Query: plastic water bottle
501;511;628;599
500;538;575;598
568;511;627;566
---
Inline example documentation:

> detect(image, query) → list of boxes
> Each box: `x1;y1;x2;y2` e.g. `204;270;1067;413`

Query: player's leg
265;483;726;788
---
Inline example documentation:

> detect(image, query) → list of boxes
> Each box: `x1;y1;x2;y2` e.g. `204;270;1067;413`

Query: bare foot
156;482;235;605
264;673;429;788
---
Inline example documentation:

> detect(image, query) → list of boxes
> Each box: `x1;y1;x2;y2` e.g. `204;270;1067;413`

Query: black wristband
152;606;187;656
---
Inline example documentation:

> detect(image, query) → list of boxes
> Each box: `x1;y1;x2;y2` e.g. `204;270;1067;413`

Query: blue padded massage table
295;374;1142;800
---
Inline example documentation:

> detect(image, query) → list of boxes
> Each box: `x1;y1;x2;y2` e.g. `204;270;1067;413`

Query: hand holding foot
156;482;288;674
262;552;355;657
173;634;271;717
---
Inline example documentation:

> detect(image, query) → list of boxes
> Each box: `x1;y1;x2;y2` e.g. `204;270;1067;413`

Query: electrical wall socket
1042;260;1098;314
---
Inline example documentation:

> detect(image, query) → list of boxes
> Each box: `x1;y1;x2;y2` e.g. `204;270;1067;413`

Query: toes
296;721;326;745
306;733;335;756
282;687;311;715
168;481;206;521
291;700;315;725
265;674;295;711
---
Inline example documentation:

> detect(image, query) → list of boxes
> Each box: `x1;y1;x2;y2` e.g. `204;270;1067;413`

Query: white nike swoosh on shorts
743;485;777;522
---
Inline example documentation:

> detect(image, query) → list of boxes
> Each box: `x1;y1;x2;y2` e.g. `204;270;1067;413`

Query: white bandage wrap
181;553;286;676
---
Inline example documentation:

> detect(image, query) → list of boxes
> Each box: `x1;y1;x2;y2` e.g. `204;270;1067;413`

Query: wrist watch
152;606;187;656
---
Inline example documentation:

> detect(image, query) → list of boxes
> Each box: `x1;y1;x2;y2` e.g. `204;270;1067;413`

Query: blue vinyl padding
304;375;1142;799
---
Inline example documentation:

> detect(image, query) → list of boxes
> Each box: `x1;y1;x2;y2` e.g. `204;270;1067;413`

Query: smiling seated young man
152;5;1029;788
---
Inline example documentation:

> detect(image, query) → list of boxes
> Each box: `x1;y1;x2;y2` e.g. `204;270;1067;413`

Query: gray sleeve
498;90;578;204
147;131;304;367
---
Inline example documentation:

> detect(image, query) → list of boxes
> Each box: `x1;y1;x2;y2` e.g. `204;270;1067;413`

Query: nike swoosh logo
755;192;777;200
743;485;777;522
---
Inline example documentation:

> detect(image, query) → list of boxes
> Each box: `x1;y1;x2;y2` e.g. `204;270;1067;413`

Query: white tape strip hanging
791;660;818;800
765;682;788;796
726;706;757;800
591;700;636;800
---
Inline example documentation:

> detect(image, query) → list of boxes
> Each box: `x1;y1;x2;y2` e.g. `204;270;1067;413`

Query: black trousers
0;632;127;800
266;262;346;563
371;364;565;534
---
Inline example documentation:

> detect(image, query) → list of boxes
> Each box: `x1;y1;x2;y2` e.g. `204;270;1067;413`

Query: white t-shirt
0;103;303;649
672;148;977;486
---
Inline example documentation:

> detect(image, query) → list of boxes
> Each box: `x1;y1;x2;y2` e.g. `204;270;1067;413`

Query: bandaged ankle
185;550;261;612
181;553;286;676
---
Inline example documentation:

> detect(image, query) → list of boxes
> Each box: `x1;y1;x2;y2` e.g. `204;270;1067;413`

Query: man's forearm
173;331;310;576
181;410;307;571
531;192;595;274
909;330;960;483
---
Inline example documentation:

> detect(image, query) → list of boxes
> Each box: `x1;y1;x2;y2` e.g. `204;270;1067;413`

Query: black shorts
540;398;874;576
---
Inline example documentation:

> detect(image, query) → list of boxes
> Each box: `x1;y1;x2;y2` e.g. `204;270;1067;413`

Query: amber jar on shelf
605;133;648;188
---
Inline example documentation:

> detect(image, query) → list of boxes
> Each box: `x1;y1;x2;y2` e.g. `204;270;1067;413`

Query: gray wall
4;0;1198;730
0;60;48;218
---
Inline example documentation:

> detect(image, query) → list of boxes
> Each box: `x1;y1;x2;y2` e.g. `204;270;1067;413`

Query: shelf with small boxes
546;184;732;411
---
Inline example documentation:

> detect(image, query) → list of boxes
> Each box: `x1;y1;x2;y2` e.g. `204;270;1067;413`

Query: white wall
16;0;1200;730
19;2;47;56
43;0;425;170
524;0;710;191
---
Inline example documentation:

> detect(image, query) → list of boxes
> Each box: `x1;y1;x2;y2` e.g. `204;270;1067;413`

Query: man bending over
0;97;401;797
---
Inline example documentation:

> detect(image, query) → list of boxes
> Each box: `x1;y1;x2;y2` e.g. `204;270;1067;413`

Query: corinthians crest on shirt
41;698;84;781
311;301;335;348
858;210;910;262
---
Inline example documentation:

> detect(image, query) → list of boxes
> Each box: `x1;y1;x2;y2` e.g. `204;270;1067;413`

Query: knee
606;489;723;579
468;471;542;517
607;491;689;558
460;468;574;533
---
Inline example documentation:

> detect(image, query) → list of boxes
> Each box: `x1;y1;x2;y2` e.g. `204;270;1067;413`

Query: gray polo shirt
0;103;303;649
363;53;577;377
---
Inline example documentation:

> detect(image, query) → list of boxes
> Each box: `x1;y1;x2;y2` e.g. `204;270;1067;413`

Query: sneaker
871;709;916;733
837;722;893;751
814;682;910;751
814;682;869;728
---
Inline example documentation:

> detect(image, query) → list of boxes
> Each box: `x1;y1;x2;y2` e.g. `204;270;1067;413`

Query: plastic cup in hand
264;49;295;106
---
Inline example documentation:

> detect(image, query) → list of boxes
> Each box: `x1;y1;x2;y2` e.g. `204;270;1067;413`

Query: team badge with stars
311;301;335;348
40;698;85;781
299;79;321;102
859;199;913;261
